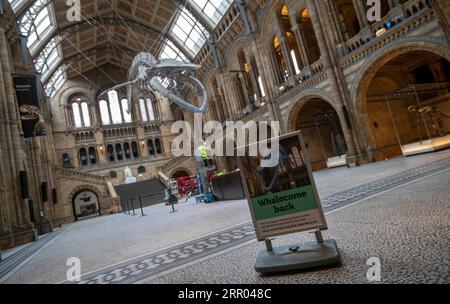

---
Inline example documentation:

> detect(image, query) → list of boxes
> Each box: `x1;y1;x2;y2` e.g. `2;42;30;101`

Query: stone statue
124;166;137;184
124;166;133;178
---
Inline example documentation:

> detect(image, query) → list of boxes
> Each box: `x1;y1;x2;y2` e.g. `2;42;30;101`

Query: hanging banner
238;132;327;241
13;74;46;138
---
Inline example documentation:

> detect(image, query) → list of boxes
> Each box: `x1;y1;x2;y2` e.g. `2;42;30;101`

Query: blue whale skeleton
99;53;208;114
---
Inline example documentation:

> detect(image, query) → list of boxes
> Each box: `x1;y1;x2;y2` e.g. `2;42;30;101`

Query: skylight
34;36;63;82
188;0;233;25
45;65;66;97
160;40;189;62
171;6;209;57
18;0;56;56
7;0;27;12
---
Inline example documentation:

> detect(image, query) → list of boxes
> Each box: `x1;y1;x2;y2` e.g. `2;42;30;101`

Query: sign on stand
237;132;341;274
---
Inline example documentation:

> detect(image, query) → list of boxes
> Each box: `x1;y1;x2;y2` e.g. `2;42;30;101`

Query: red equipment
176;176;198;197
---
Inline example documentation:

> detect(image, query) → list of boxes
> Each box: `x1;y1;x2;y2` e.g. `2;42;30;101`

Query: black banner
13;75;45;138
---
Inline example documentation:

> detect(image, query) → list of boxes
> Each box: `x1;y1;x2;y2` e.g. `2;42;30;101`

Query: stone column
152;140;158;157
0;27;28;226
231;76;246;111
237;0;252;34
244;53;259;91
291;24;310;68
220;72;239;120
90;101;99;127
237;73;251;110
352;0;369;29
305;0;363;164
353;0;369;29
388;0;397;9
253;38;279;95
274;15;297;80
217;73;234;120
278;35;297;79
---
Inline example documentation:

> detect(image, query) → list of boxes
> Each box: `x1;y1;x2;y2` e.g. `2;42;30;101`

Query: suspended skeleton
408;105;450;136
99;53;207;114
19;104;46;136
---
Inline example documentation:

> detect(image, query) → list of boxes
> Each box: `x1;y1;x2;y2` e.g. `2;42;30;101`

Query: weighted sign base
255;239;341;275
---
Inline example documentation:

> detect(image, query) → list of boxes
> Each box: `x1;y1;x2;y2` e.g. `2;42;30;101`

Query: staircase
59;168;107;185
154;156;190;185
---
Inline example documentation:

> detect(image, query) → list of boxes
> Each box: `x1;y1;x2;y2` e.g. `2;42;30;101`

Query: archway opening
72;190;100;221
294;98;348;171
172;170;191;179
363;50;450;161
298;9;321;64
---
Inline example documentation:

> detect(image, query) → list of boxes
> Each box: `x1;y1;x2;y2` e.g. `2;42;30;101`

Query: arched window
70;95;92;129
99;100;111;125
146;98;156;121
132;142;140;159
124;143;131;159
139;98;149;122
155;138;163;155
115;144;123;161
89;147;97;165
62;153;72;168
81;102;91;127
148;139;155;156
107;145;115;162
108;90;123;125
121;99;132;123
79;148;88;166
138;166;146;175
72;103;83;128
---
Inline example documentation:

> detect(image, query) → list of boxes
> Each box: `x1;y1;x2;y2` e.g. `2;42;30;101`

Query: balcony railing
103;126;137;139
343;0;432;56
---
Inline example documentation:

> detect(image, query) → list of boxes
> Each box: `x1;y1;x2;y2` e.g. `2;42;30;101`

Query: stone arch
68;185;103;221
58;82;96;107
352;39;450;159
286;94;349;171
225;35;253;71
67;184;102;205
352;39;450;113
260;0;285;40
285;90;339;132
170;167;193;179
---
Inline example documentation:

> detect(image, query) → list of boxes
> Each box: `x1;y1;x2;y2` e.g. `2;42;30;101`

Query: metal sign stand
238;132;341;275
255;231;340;274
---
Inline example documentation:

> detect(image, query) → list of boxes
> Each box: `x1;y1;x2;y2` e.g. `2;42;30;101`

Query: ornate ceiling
8;0;233;96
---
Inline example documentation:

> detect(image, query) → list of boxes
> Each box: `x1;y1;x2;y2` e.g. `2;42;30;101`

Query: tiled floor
147;166;450;284
2;149;450;284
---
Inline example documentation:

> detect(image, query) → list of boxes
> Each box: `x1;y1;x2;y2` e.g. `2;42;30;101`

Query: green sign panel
238;132;328;240
251;186;318;221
